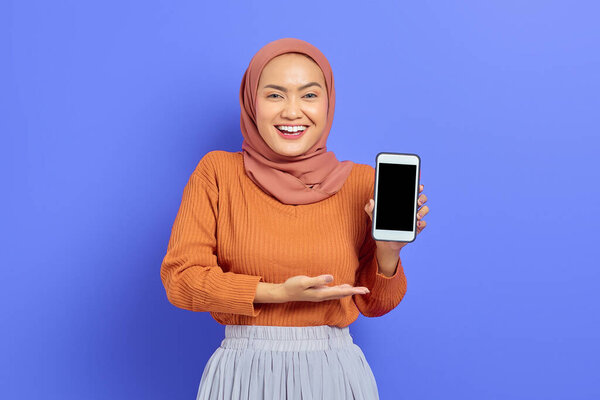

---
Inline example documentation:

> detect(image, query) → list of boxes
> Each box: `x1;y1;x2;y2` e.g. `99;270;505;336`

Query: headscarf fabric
239;37;354;205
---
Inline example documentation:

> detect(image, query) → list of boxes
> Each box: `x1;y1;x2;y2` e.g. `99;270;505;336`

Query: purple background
2;0;599;398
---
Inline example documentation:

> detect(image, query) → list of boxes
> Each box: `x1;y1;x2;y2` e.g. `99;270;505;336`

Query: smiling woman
239;40;355;206
161;37;412;400
255;53;328;157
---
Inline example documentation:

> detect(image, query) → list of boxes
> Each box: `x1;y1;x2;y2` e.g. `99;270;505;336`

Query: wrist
270;283;287;303
255;282;286;304
376;248;400;277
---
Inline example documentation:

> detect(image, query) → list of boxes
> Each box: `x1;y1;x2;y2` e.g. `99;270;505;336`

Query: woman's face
255;53;328;157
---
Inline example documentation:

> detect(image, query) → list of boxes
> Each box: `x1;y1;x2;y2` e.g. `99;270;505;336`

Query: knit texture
160;150;407;327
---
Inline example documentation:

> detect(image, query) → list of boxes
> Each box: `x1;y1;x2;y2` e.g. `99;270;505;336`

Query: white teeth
276;125;306;133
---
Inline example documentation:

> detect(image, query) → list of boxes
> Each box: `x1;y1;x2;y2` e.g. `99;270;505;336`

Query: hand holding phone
372;152;422;242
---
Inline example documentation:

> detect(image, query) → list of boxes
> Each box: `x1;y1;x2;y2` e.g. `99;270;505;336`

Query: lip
274;125;308;140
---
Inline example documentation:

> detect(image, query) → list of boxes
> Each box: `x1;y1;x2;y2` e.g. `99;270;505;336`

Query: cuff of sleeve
364;256;406;296
198;273;264;317
231;274;264;318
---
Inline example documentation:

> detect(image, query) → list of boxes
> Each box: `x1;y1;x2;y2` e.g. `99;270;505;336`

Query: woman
160;37;429;400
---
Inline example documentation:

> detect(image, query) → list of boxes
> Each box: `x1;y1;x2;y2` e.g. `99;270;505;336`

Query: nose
281;96;302;119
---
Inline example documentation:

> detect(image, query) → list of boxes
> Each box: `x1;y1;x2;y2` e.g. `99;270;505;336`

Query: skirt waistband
221;325;354;352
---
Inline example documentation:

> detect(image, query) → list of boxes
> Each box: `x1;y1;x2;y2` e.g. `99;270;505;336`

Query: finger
311;286;369;300
339;284;369;292
364;199;374;220
419;184;424;192
417;194;427;206
342;286;370;298
312;284;368;293
416;206;429;220
313;283;352;290
308;274;333;287
417;219;427;230
336;285;369;295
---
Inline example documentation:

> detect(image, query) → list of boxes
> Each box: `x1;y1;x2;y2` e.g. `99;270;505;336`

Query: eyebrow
262;82;322;92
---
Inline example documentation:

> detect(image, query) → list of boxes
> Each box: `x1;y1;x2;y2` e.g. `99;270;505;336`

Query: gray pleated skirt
196;324;379;400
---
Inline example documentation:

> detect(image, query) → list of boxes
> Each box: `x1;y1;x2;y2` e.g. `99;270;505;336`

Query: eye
304;93;317;98
267;93;282;99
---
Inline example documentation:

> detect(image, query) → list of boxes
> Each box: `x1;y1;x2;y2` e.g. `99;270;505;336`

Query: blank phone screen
375;163;417;231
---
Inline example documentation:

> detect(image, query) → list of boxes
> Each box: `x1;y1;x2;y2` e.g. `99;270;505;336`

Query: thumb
315;275;333;286
364;199;374;219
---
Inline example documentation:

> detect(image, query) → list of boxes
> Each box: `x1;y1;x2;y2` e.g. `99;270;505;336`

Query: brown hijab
239;37;354;205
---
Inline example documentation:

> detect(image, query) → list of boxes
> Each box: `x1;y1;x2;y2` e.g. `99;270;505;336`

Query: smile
274;125;308;139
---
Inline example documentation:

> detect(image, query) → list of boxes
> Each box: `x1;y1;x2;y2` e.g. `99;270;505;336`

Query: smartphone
372;152;421;242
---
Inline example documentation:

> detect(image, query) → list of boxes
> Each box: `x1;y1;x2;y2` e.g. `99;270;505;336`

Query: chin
276;148;306;157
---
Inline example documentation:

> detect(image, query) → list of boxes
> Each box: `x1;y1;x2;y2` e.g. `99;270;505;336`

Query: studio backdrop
2;0;599;399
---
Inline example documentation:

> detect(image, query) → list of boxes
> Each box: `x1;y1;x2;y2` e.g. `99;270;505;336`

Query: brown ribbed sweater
160;150;407;327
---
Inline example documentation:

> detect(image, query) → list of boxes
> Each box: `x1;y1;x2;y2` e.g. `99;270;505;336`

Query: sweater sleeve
353;220;408;318
160;154;264;317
